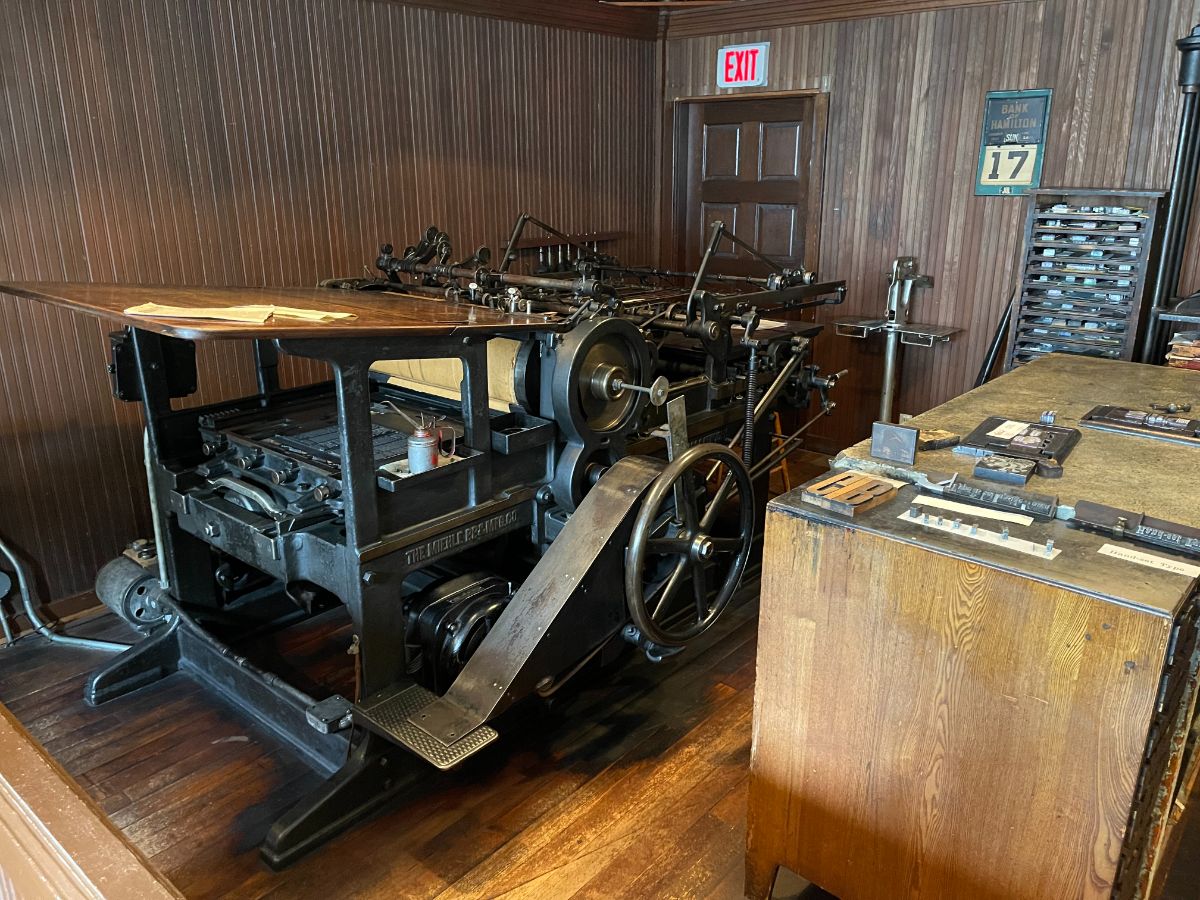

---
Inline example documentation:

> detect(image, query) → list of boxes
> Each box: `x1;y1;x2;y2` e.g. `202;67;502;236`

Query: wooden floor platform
0;599;761;899
0;588;1197;899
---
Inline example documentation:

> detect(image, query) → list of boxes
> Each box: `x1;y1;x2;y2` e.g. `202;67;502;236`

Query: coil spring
742;349;758;467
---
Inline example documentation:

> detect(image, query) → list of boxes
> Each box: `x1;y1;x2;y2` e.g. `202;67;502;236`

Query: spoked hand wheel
624;443;754;649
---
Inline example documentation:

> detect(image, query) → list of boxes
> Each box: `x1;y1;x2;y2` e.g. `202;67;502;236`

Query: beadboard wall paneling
391;0;660;38
664;0;1037;36
663;0;1200;447
0;0;656;602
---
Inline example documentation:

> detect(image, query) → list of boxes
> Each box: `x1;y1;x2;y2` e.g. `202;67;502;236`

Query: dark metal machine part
956;415;1082;477
1080;404;1200;447
78;214;847;867
1141;24;1200;359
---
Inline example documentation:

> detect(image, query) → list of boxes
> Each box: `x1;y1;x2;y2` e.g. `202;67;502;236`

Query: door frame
659;89;829;274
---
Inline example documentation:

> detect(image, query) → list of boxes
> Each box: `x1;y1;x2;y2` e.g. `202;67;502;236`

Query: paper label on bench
911;495;1034;526
987;419;1028;440
1097;543;1200;578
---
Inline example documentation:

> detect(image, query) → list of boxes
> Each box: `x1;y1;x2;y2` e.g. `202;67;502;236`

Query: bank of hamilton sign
976;89;1052;196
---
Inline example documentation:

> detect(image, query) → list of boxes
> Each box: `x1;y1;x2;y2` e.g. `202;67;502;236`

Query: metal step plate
353;683;498;770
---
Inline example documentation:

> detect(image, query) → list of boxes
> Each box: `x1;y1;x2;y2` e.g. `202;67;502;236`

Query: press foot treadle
354;683;498;769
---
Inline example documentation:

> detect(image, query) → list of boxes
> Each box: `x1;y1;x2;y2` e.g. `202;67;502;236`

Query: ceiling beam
664;0;1039;38
388;0;661;40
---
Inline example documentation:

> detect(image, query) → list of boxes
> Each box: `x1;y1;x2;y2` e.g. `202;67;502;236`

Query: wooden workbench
748;355;1200;900
834;354;1199;522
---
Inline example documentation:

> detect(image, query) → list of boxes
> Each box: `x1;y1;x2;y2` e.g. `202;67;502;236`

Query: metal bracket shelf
834;317;961;348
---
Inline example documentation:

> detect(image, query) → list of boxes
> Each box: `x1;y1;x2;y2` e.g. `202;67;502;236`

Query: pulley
548;316;652;442
95;554;168;631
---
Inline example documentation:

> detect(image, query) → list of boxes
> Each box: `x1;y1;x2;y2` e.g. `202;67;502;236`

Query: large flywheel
624;443;754;649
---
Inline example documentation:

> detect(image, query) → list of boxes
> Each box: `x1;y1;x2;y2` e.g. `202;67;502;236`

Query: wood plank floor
1;571;1198;896
0;599;761;899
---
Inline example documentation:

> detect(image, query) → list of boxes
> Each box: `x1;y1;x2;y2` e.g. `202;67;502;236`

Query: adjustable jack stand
833;256;959;422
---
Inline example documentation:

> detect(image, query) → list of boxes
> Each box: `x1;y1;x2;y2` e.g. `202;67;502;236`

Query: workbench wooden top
0;282;558;341
828;354;1200;528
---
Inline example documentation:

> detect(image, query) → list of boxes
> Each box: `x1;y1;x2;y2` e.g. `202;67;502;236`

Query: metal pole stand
833;256;958;422
1140;24;1200;361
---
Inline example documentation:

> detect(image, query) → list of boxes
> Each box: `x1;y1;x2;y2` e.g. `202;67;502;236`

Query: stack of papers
124;303;356;324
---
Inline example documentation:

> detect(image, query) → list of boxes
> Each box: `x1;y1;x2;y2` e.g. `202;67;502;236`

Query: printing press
14;217;846;865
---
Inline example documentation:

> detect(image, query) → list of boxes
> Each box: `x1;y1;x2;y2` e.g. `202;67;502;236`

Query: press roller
372;338;524;412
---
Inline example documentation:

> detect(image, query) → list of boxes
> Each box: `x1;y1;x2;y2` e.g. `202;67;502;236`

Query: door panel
755;203;799;259
681;96;825;277
702;124;742;179
759;121;802;180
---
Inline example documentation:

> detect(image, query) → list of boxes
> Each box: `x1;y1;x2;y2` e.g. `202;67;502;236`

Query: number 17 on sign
981;143;1039;192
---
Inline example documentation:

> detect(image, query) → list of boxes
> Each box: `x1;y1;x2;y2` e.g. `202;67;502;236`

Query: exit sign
717;42;769;88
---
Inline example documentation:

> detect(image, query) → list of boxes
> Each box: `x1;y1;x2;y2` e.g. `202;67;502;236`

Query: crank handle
814;368;848;412
813;368;848;390
613;375;670;407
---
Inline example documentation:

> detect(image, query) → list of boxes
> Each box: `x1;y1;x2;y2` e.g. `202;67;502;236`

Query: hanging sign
975;89;1052;196
717;42;769;89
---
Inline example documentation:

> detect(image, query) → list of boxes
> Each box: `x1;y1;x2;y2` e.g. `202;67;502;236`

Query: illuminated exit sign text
716;42;769;89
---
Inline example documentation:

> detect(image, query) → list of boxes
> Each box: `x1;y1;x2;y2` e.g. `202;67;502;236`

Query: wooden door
679;96;826;276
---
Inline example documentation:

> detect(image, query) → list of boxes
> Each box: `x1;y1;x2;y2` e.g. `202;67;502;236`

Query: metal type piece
1080;405;1200;447
871;421;920;464
873;466;1061;521
974;454;1038;485
1071;500;1200;558
897;508;1063;560
956;416;1081;478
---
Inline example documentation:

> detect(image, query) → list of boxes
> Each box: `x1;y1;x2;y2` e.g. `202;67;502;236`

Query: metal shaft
687;221;726;312
1141;26;1200;361
748;405;836;480
1146;91;1200;359
0;535;129;652
879;329;901;422
976;291;1014;386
